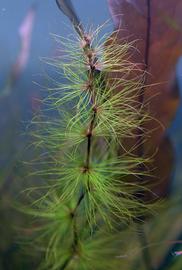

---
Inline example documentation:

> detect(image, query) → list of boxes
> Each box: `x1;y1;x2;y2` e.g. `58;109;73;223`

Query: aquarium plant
19;19;156;269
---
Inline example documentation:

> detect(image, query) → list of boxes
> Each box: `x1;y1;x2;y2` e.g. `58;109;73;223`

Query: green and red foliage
108;0;182;199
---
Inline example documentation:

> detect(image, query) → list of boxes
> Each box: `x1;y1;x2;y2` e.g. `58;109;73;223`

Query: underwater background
0;1;182;269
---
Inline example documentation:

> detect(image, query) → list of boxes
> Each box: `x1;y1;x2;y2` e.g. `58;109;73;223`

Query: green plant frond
83;170;152;226
24;152;151;228
29;113;90;154
94;101;145;140
17;194;82;270
60;229;124;270
20;22;156;270
38;222;124;270
36;226;73;270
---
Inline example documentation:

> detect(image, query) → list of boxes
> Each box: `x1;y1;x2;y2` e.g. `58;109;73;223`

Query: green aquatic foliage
22;25;153;269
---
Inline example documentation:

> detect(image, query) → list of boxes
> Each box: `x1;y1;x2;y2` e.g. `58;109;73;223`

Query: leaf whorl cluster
22;26;152;269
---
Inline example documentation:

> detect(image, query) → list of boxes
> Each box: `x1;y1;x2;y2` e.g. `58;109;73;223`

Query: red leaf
108;0;182;198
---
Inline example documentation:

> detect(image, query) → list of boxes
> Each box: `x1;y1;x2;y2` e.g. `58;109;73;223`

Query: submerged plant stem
60;37;98;270
60;256;72;270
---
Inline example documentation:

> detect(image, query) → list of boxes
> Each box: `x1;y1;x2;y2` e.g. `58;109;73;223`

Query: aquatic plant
19;21;156;269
